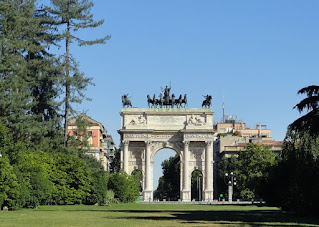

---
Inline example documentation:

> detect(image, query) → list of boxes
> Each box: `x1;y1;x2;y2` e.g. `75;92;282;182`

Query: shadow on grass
37;207;319;226
104;209;319;226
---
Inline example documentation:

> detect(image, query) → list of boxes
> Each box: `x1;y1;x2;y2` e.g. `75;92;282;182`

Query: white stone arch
118;108;215;202
150;142;183;160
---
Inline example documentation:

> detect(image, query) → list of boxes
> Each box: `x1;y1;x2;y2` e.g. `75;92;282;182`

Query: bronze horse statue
202;95;212;108
147;95;155;108
122;94;132;108
181;94;187;107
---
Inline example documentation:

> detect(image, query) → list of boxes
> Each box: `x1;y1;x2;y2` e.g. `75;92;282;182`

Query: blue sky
46;1;319;188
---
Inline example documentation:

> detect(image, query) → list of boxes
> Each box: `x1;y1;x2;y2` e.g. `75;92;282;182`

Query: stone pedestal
144;190;153;202
181;190;191;202
204;190;213;201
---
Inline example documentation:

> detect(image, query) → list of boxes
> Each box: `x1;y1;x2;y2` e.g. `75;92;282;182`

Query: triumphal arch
118;107;215;202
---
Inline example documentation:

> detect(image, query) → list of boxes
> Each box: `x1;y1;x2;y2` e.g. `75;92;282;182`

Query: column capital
183;141;190;146
145;141;152;146
205;141;212;146
122;140;129;146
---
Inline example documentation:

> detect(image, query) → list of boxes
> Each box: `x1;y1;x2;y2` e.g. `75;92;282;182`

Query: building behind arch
67;114;115;171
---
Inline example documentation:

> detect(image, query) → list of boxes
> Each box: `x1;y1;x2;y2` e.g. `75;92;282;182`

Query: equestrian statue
202;95;212;108
122;94;132;108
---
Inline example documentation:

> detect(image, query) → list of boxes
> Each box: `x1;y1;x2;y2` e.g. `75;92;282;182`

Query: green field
0;203;318;227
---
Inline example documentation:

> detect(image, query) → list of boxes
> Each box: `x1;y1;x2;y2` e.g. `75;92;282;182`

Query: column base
143;190;153;202
181;190;191;202
203;189;213;202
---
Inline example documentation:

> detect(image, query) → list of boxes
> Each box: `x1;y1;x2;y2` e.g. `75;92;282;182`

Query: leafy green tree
234;143;276;199
50;152;92;205
13;151;55;208
266;133;319;216
109;148;121;173
47;0;110;147
131;169;143;193
154;154;180;200
216;156;238;199
107;171;139;202
81;154;108;205
266;85;319;216
0;123;20;209
0;155;20;209
0;1;111;209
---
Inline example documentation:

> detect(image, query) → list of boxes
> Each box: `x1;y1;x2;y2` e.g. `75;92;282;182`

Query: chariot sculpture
147;85;187;108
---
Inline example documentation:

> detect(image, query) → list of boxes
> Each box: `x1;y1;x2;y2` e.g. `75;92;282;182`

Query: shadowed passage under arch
153;148;180;201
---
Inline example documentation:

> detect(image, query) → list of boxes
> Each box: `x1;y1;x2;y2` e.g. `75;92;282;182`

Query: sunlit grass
0;203;318;227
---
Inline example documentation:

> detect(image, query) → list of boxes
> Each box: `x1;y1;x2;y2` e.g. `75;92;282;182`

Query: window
73;130;77;136
88;131;93;137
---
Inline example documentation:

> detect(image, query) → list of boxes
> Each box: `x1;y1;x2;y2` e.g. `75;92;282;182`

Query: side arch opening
191;169;203;201
131;169;143;195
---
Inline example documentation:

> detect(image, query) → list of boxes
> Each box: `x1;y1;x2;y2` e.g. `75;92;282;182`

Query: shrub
107;171;139;202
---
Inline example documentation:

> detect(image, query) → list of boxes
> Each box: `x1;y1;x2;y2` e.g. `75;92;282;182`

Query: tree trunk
64;20;70;147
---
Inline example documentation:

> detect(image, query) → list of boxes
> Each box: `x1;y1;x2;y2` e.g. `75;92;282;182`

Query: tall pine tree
47;0;110;147
0;0;62;145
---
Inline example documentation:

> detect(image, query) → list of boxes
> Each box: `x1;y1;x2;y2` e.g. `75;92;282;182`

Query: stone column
204;141;213;201
181;141;191;202
123;140;129;174
144;141;153;201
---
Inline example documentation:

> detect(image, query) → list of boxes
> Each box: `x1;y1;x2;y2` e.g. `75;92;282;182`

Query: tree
216;156;238;199
267;131;319;216
234;143;276;199
13;151;54;208
290;85;319;136
0;1;111;208
50;152;92;205
107;171;139;202
0;0;62;146
47;0;110;147
131;169;143;193
67;114;92;152
109;148;121;173
0;155;20;209
266;85;319;216
81;154;109;205
154;154;180;200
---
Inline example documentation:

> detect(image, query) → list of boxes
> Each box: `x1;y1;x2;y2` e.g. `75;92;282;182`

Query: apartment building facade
68;114;115;171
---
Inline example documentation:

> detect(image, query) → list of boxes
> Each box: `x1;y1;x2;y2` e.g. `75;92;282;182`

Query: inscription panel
124;134;149;138
184;134;214;139
148;115;186;126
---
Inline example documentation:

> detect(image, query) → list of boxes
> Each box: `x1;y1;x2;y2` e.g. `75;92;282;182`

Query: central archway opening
153;148;180;201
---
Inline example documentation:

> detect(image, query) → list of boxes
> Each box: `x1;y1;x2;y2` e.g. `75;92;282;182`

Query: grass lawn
0;203;318;227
